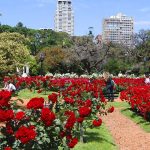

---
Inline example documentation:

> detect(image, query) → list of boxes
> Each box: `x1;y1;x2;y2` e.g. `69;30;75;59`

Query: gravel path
103;108;150;150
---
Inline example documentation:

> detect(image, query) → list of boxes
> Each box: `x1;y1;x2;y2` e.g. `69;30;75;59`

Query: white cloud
139;7;150;12
135;21;150;25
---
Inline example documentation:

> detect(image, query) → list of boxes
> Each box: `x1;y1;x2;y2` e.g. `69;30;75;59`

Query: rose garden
0;74;150;150
0;24;150;150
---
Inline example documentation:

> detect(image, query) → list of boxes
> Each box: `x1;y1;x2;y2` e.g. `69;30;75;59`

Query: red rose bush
120;85;150;120
0;76;115;149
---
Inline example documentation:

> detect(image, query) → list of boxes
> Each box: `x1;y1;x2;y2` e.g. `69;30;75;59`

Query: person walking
103;72;115;102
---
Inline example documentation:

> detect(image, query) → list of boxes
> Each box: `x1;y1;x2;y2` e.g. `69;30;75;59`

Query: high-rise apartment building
54;0;74;36
102;13;134;47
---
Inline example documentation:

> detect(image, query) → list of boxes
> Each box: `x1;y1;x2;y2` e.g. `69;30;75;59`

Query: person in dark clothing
103;72;114;102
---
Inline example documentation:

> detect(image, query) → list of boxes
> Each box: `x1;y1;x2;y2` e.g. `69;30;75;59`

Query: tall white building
102;13;134;47
54;0;74;36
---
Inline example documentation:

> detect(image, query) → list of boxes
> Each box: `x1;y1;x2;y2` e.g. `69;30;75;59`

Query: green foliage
28;56;39;76
1;23;150;75
0;32;31;75
0;24;72;55
0;24;73;75
39;46;67;73
104;59;131;75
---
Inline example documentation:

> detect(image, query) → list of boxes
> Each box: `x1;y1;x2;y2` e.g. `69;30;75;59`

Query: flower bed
120;85;150;121
0;76;114;150
3;76;145;95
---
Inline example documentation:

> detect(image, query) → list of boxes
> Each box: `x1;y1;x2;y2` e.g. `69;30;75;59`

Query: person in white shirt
3;81;16;92
145;74;150;84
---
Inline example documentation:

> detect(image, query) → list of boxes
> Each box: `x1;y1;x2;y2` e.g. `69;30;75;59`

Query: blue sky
0;0;150;35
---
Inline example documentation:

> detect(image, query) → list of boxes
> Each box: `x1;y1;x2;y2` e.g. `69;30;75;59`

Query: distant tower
54;0;74;36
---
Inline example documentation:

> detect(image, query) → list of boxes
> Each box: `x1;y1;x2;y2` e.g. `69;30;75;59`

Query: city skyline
0;0;150;36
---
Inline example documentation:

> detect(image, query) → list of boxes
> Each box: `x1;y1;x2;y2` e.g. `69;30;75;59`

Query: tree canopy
0;32;31;74
0;23;150;75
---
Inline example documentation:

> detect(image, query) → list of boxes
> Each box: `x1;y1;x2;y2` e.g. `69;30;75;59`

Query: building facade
102;13;134;47
54;0;74;36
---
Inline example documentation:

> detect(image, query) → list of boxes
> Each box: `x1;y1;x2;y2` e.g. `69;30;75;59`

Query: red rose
66;134;72;140
93;118;102;127
4;147;12;150
15;111;25;120
64;111;75;116
67;137;78;148
15;126;36;144
41;108;56;126
64;97;74;104
27;97;44;109
65;111;76;129
29;125;36;130
0;90;11;108
60;131;66;138
85;99;92;107
6;123;13;134
100;96;106;103
0;109;14;122
0;99;10;108
78;106;91;117
0;90;11;101
76;117;84;123
76;100;84;106
96;105;100;110
108;106;114;113
93;92;99;98
48;93;58;103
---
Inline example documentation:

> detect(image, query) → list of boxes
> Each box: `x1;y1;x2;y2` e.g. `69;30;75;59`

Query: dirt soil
103;106;150;150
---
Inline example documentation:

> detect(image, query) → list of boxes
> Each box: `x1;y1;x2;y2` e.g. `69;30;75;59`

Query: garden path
103;102;150;150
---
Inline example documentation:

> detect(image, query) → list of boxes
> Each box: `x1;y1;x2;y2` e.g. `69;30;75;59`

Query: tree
64;36;111;74
105;30;150;74
0;24;73;56
16;22;24;28
132;30;150;73
38;46;66;73
0;25;16;33
133;30;150;60
28;56;39;76
0;32;31;75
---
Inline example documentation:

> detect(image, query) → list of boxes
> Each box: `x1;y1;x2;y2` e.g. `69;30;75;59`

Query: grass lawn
73;124;118;150
121;108;150;133
107;101;130;108
17;89;53;100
